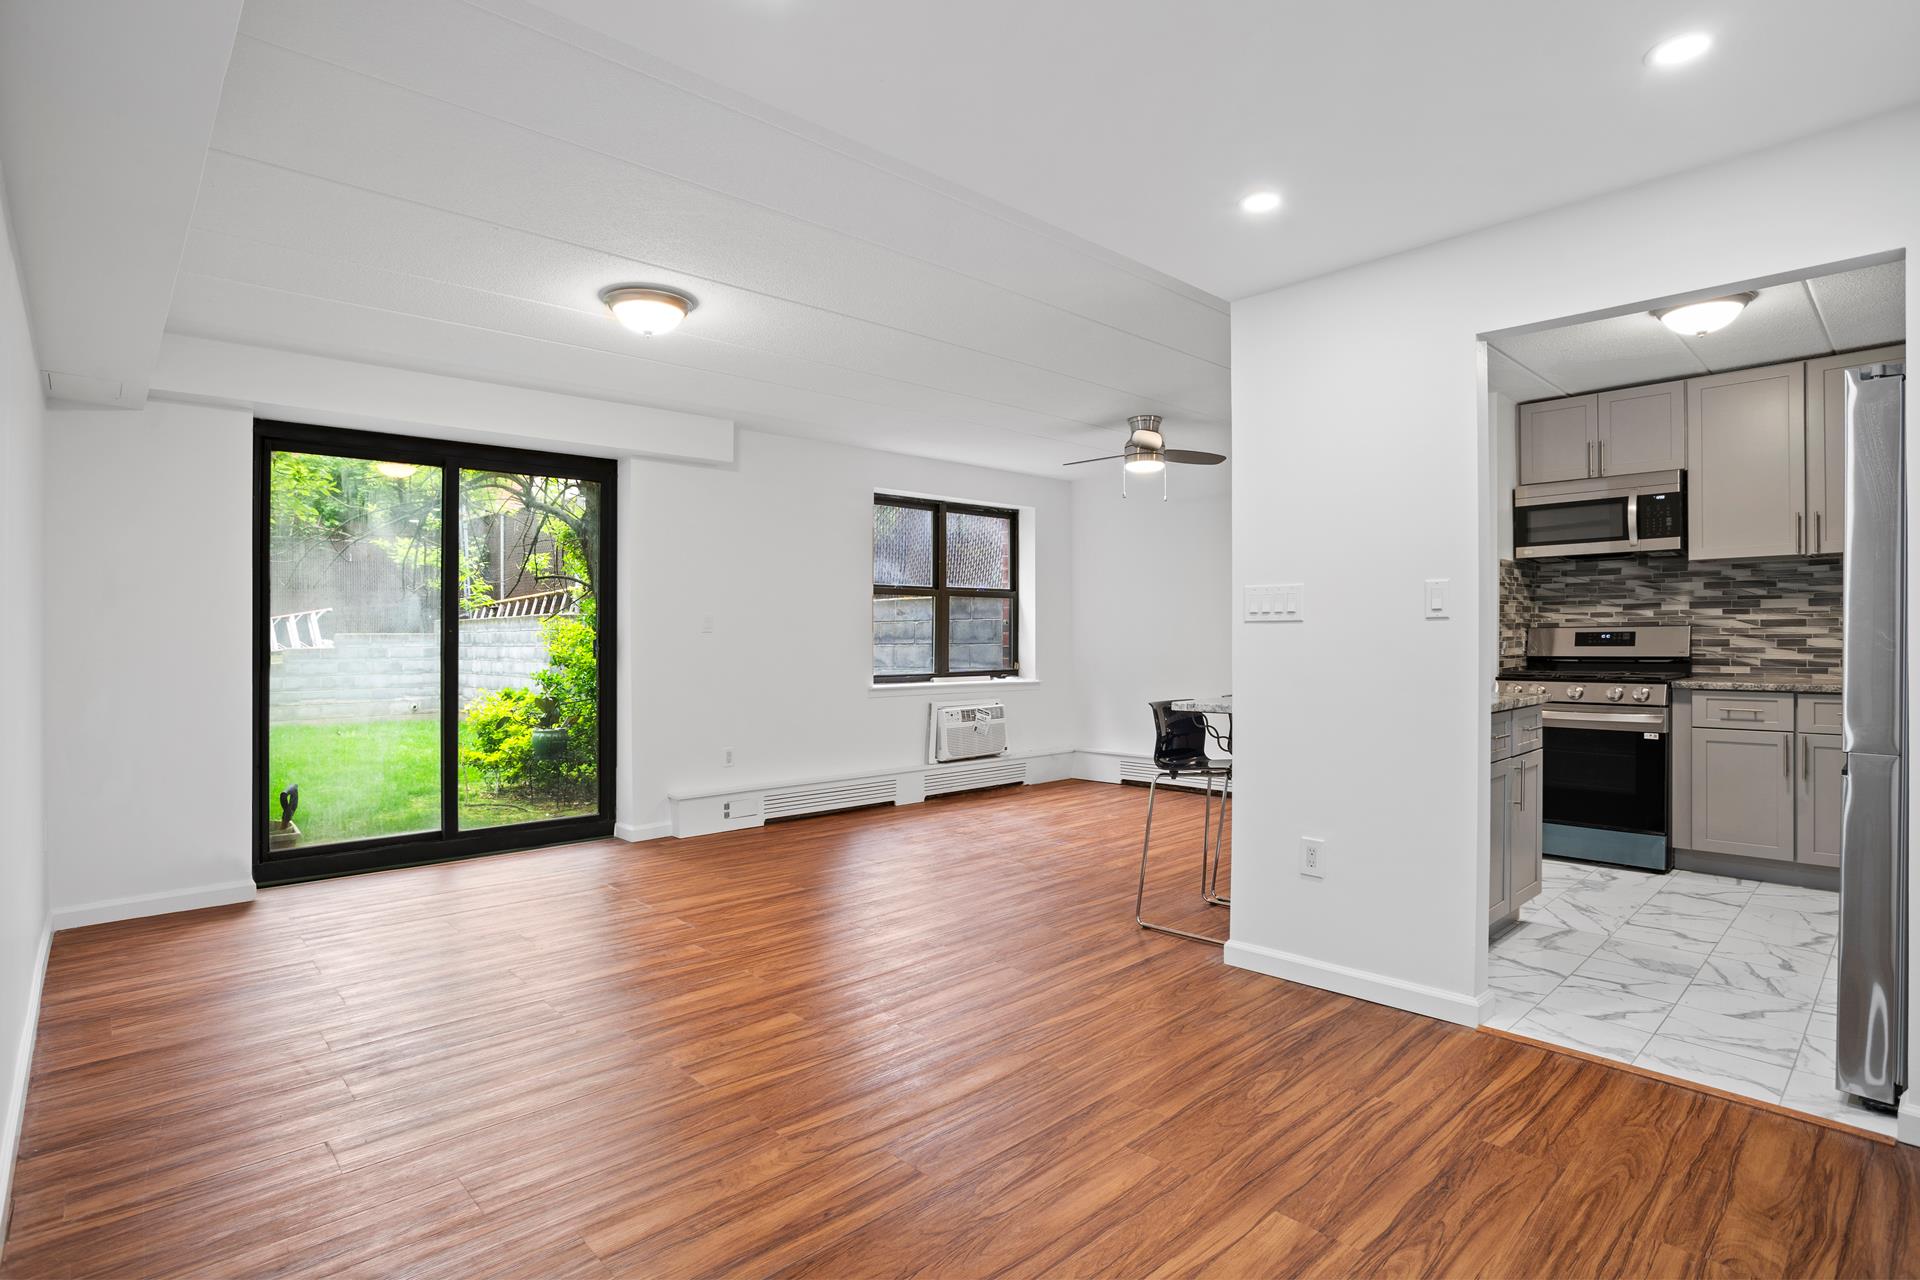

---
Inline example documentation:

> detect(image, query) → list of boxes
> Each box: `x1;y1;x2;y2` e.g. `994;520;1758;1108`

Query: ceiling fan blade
1061;454;1126;466
1164;449;1227;465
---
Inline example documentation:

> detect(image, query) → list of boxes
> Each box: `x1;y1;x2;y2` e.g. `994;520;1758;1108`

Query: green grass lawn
268;717;593;846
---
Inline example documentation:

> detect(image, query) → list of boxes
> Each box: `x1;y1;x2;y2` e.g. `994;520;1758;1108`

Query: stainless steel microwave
1513;469;1686;559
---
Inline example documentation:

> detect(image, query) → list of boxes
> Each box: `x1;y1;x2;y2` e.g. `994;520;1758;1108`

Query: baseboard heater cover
924;759;1028;796
762;777;899;820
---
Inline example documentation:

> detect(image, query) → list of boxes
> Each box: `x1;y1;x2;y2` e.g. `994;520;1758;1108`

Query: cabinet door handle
1797;512;1805;553
1598;440;1605;475
1816;511;1824;552
1723;708;1763;720
1587;440;1595;477
1802;735;1810;781
1786;736;1793;778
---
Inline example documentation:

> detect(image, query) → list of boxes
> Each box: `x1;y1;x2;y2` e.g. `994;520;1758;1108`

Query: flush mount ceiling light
1654;291;1757;337
600;285;697;336
1239;190;1283;215
1645;31;1712;68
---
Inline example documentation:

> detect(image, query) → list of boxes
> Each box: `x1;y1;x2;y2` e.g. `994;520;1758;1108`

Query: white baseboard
1073;750;1231;794
1224;938;1487;1027
51;881;256;932
613;821;672;843
1;918;51;1258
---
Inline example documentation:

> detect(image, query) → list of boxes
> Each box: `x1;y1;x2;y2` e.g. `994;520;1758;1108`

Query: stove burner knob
1567;686;1585;700
1606;687;1626;702
1632;688;1653;703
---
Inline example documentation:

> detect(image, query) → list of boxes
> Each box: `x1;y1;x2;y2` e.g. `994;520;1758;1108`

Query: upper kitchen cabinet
1595;380;1686;476
1687;361;1806;560
1517;394;1597;484
1805;344;1905;556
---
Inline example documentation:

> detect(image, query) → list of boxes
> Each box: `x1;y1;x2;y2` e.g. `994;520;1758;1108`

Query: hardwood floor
4;779;1918;1278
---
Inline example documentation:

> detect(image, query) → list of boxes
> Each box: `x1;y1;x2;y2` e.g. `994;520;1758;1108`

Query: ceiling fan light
1124;456;1166;476
1654;292;1755;337
601;285;696;336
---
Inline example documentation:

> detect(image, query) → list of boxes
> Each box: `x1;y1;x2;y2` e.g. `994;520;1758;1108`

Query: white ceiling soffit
1487;260;1906;399
520;0;1920;301
0;0;242;407
164;0;1230;476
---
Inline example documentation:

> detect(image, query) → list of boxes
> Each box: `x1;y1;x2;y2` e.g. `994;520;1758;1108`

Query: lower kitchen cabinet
1796;732;1844;868
1690;727;1796;861
1683;692;1842;869
1491;746;1543;925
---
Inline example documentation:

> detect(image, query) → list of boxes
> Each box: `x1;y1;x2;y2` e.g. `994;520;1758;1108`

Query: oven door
1513;496;1631;558
1539;707;1672;870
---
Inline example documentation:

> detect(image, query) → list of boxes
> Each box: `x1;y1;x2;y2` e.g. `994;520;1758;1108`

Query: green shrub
534;613;598;782
462;686;543;787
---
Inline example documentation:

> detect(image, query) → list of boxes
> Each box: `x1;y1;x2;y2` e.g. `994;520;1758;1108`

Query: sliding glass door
256;423;615;883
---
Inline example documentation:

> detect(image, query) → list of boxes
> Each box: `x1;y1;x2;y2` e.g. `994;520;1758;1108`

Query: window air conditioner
929;701;1009;764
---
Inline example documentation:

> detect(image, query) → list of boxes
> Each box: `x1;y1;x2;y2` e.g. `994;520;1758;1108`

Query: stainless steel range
1499;625;1691;872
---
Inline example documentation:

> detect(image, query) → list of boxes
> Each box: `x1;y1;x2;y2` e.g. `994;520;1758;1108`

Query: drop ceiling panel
1485;348;1563;403
1809;260;1906;351
1488;261;1904;400
1673;282;1832;372
1488;314;1704;396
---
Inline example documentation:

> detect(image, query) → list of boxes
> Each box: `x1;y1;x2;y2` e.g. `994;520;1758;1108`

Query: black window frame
872;494;1020;683
253;420;618;885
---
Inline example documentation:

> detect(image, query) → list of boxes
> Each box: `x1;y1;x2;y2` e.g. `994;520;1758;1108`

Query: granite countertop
1492;691;1550;713
1674;676;1843;695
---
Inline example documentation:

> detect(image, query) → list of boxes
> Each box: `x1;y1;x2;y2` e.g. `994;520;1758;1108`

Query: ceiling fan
1064;415;1225;498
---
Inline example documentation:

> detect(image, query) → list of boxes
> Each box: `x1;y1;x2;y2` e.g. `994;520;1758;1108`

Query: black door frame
253;420;618;885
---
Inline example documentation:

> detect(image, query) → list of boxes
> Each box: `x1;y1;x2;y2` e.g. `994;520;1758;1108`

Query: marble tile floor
1487;858;1894;1138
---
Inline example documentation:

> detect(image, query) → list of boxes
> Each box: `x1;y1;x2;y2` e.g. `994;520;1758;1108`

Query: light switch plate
1424;578;1449;619
1244;583;1305;622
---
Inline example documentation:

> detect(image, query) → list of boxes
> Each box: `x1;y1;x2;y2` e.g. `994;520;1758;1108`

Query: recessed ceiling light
600;285;697;336
1654;292;1756;336
1239;191;1283;215
1645;31;1712;68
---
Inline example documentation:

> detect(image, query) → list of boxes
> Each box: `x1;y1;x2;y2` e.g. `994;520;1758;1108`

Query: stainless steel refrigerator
1839;360;1908;1108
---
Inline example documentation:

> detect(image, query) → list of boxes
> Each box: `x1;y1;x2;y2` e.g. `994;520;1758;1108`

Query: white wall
628;427;1081;827
0;164;48;1241
1071;465;1231;757
1226;103;1920;1060
42;400;255;923
34;398;1084;896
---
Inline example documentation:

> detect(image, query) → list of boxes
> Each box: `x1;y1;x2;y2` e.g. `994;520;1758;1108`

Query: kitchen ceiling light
1645;31;1712;68
1654;292;1757;337
600;285;696;336
1239;191;1282;214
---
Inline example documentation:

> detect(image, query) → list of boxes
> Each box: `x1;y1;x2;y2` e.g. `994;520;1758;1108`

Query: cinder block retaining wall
269;618;551;723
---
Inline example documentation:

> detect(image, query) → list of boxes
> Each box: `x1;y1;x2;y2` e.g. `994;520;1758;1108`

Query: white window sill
869;677;1041;698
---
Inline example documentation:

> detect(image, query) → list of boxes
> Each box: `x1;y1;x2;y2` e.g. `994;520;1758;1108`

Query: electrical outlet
723;748;735;767
1300;836;1326;879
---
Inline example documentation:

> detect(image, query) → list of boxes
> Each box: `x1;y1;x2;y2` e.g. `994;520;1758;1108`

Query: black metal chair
1134;700;1232;944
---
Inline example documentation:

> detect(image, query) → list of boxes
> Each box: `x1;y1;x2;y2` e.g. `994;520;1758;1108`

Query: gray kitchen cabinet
1490;730;1543;927
1596;379;1686;476
1518;395;1598;485
1489;756;1512;923
1806;344;1905;555
1689;727;1796;861
1796;732;1844;868
1687;362;1807;560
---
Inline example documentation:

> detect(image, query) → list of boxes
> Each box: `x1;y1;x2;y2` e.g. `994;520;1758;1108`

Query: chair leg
1205;778;1231;907
1200;774;1215;896
1136;772;1227;945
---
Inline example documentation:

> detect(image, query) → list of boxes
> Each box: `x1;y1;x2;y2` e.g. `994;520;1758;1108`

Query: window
256;421;616;884
873;495;1018;681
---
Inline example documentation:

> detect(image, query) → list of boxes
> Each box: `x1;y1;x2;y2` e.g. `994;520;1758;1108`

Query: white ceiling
4;1;1918;474
163;0;1233;475
521;0;1920;300
1487;259;1906;400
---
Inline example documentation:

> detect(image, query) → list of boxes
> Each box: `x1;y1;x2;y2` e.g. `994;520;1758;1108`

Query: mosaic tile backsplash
1500;555;1842;678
